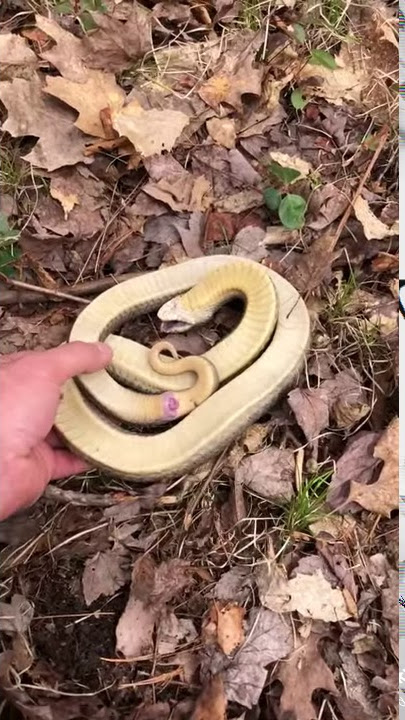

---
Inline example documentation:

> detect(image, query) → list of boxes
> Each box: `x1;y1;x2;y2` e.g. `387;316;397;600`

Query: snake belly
55;256;310;480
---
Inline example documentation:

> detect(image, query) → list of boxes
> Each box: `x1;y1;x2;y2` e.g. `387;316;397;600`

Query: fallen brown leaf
346;417;398;516
307;183;348;230
198;39;263;110
235;447;295;501
0;595;34;634
327;431;382;510
83;4;152;72
285;570;352;621
277;633;338;720
220;607;293;707
288;370;369;442
45;70;125;139
157;613;197;655
208;603;245;655
213;567;254;603
336;648;382;720
116;596;155;658
353;196;399;240
191;675;227;720
35;14;87;82
286;232;339;294
112;100;190;157
0;77;90;171
82;549;129;606
143;174;212;213
0;33;38;68
206;117;236;148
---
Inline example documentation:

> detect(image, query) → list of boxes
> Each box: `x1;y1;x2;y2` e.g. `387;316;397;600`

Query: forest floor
0;0;399;718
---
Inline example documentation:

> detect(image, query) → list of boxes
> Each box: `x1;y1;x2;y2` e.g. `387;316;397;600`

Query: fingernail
96;342;113;360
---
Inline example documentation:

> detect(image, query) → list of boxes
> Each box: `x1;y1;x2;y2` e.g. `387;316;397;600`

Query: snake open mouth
160;320;193;333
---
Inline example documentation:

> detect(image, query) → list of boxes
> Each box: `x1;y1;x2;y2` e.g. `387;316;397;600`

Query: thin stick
0;271;139;306
43;485;123;508
0;274;89;305
331;125;389;251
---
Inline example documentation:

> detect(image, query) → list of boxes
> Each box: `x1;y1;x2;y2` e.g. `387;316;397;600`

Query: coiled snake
55;256;310;480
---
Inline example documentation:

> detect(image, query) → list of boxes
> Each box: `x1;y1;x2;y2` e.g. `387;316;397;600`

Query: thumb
30;341;113;385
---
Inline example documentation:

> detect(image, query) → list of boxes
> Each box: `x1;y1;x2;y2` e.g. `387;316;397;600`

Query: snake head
158;296;210;333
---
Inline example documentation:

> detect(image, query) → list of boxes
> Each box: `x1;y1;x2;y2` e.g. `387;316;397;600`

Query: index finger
29;341;113;385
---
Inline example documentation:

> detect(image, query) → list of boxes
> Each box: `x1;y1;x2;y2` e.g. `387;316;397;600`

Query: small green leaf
278;194;307;229
0;245;21;277
263;187;281;212
54;0;72;14
269;162;301;186
291;88;308;110
293;23;306;44
309;49;337;70
80;11;98;30
0;213;19;243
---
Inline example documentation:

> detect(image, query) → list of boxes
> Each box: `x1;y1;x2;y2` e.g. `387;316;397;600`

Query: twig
0;272;139;306
0;274;89;306
331;124;389;251
43;485;123;508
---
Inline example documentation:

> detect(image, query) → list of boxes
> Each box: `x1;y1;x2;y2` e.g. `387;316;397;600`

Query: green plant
309;49;337;70
279;469;332;536
291;88;308;110
0;213;20;277
54;0;107;30
326;272;358;319
239;0;262;30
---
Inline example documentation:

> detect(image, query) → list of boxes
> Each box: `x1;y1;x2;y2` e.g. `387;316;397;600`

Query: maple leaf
45;70;126;139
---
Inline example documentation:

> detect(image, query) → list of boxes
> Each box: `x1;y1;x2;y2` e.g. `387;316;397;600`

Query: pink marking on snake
162;392;179;419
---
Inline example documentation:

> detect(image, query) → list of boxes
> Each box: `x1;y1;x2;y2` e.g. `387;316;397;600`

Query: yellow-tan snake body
55;256;310;480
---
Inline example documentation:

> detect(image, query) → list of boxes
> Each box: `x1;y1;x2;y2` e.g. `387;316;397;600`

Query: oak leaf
346;417;398;516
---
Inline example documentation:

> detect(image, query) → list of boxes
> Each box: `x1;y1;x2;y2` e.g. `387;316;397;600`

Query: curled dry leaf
235;447;295;501
277;633;338;720
204;603;245;655
307;183;348;230
0;594;34;634
353;196;399;240
298;44;367;106
82;548;128;606
346;417;398;516
0;77;90;171
206;117;236;148
112;101;190;157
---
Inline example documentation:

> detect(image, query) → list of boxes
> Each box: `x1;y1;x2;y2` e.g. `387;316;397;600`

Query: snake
55;256;310;480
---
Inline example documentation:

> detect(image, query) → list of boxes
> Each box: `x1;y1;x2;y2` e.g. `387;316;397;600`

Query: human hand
0;342;112;521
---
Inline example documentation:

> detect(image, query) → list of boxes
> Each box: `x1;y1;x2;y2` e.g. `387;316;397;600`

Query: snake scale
55;256;310;480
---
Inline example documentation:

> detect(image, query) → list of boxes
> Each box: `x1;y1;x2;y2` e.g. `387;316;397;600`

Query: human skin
0;342;112;521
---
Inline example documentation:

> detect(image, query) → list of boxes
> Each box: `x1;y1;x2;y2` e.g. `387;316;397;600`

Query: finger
50;449;90;479
29;341;112;385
